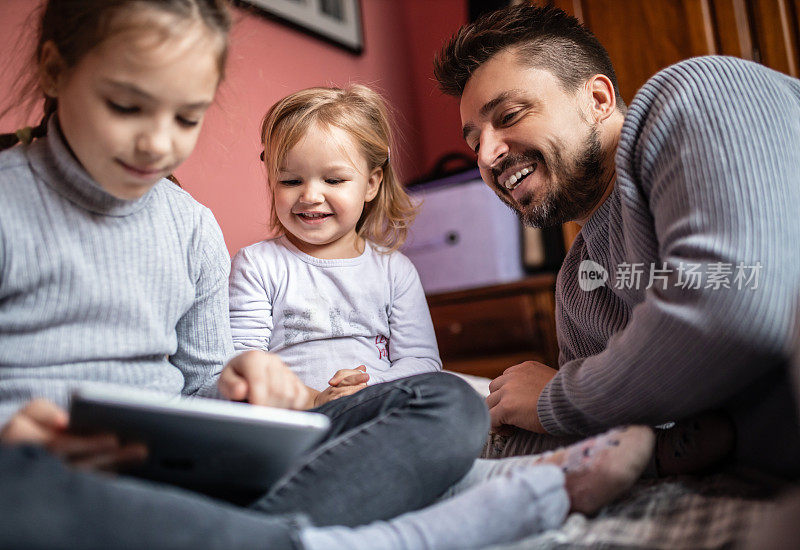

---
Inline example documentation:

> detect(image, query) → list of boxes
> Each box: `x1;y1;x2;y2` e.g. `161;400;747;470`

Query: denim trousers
0;373;488;549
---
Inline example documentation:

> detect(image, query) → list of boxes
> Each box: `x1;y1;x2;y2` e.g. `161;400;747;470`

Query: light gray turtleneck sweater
539;56;800;477
0;120;233;426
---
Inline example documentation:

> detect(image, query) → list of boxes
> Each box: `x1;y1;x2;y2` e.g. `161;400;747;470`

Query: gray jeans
0;373;489;549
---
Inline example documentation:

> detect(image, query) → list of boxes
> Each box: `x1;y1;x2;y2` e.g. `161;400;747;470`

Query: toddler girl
230;85;441;405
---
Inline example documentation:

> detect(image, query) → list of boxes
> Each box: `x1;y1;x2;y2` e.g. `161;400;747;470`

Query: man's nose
477;129;508;172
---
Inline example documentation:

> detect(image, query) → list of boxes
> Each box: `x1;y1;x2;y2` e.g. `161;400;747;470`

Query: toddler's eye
279;179;302;186
107;101;139;114
325;178;344;185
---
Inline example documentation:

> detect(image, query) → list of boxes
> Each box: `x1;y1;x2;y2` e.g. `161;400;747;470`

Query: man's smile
501;164;537;190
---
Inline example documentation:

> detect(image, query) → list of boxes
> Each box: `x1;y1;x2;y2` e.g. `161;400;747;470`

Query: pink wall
0;0;468;255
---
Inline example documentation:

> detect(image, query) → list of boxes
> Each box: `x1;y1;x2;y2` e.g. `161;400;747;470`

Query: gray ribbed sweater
0;120;232;426
539;56;800;476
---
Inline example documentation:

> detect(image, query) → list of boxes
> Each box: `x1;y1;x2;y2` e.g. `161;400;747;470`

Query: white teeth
299;212;329;218
502;164;536;191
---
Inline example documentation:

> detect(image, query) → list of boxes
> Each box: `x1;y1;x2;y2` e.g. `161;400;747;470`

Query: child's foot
443;426;655;515
538;426;655;514
653;411;735;476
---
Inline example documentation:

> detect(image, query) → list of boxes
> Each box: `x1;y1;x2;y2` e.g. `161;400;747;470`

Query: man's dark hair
434;3;624;108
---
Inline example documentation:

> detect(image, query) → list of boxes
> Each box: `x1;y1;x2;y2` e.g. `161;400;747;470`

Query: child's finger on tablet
218;364;248;401
0;399;68;445
49;433;119;459
71;442;148;472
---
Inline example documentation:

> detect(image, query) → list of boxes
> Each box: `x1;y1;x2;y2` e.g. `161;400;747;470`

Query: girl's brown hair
0;0;232;151
260;84;417;252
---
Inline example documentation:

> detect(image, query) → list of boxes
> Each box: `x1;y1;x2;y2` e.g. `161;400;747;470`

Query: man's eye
107;101;139;114
471;142;480;154
501;111;518;124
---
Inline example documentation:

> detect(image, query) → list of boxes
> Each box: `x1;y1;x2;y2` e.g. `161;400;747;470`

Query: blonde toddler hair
260;84;417;252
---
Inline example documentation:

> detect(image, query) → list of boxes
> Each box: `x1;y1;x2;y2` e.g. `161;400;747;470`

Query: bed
448;371;790;549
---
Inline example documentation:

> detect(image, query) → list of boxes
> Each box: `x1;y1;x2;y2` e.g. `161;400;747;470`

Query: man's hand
485;361;558;433
313;365;370;407
219;350;313;409
0;399;147;471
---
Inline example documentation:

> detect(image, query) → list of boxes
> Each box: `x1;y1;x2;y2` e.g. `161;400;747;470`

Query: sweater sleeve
538;57;800;435
229;246;274;353
369;253;442;385
174;207;234;398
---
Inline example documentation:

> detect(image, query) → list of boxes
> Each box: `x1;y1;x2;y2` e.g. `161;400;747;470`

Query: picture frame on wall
237;0;363;54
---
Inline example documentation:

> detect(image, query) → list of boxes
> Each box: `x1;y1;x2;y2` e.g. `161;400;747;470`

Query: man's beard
505;128;608;228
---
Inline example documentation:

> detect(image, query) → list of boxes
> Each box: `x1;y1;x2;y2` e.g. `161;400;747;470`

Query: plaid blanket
484;472;781;550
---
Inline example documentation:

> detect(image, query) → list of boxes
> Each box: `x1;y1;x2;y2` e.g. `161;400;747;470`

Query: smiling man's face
459;48;608;228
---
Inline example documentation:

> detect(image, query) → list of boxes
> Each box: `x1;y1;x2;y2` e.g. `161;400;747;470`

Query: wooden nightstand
426;274;558;380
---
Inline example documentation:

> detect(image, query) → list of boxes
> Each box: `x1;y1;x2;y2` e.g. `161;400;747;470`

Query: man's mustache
491;149;545;184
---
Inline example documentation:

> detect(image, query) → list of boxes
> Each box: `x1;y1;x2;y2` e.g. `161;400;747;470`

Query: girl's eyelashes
106;100;200;127
106;100;139;114
277;177;348;186
176;116;200;128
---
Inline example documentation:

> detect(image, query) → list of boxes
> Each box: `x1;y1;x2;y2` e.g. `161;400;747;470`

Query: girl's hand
0;399;147;471
220;350;313;409
328;365;370;387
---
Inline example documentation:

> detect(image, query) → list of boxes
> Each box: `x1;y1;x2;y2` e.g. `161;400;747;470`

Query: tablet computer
69;386;330;494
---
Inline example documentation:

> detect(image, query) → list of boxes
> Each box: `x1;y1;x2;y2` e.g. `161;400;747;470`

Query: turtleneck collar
25;117;155;217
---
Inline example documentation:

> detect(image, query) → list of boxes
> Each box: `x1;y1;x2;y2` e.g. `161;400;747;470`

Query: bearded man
435;3;800;478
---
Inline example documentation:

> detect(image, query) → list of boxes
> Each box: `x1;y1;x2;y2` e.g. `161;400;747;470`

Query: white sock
439;455;555;500
299;465;568;550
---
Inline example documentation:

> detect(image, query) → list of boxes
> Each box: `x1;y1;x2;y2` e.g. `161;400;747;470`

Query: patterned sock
442;426;655;515
299;465;569;550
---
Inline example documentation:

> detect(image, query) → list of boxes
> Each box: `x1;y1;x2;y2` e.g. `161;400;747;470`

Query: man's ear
585;74;617;123
38;41;67;97
365;166;382;202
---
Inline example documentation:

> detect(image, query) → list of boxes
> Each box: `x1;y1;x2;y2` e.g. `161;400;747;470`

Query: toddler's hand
0;399;147;471
328;365;369;387
314;382;368;407
313;365;369;407
220;350;312;409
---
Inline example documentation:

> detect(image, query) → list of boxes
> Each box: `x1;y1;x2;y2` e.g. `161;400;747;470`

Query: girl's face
273;123;382;259
42;12;222;199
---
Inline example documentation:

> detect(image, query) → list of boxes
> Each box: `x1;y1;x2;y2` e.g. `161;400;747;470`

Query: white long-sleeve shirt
229;236;441;390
